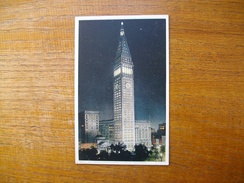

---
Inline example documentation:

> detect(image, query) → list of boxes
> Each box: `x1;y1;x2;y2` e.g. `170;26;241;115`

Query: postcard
75;15;169;165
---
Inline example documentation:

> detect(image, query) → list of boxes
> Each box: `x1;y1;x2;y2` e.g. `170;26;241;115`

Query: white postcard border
75;15;169;165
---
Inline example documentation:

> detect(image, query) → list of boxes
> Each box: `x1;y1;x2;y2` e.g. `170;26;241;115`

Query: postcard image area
75;15;169;165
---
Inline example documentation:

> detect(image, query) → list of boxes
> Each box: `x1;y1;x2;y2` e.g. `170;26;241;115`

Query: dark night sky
78;18;167;129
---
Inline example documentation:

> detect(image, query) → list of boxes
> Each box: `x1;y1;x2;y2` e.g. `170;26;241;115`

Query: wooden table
1;0;243;182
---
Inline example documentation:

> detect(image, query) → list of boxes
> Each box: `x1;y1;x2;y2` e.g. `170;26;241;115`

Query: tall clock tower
113;22;135;151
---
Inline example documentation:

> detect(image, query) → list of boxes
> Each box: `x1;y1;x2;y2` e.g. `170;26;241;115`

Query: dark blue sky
78;18;167;129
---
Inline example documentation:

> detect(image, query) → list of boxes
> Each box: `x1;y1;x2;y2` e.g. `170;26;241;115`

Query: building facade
158;123;166;136
79;111;99;143
135;120;152;149
99;119;114;141
113;22;135;151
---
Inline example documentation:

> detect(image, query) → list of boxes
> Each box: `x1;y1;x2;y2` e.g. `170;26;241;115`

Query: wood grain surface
0;0;243;182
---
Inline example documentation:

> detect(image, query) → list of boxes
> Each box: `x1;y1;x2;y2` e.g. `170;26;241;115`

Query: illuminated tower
113;22;135;151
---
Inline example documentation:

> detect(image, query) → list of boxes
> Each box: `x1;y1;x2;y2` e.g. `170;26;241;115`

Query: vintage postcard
75;15;169;165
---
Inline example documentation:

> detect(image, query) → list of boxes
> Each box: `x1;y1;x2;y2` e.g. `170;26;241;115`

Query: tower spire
115;22;132;62
120;22;125;36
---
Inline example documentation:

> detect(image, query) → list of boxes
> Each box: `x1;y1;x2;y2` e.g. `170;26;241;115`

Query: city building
113;22;135;151
158;123;166;136
151;123;166;146
80;143;97;150
79;111;99;143
99;119;114;141
151;128;156;134
161;136;166;146
135;120;152;149
95;135;111;153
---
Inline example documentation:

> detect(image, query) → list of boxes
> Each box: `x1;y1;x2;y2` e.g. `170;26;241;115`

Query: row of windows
114;92;121;96
122;57;131;62
122;50;129;54
124;125;134;129
123;140;134;143
115;100;133;105
114;99;122;102
114;118;122;121
123;111;133;115
114;113;121;117
122;105;133;109
122;90;133;94
85;122;99;125
85;120;99;123
85;114;99;120
121;101;133;105
114;125;122;129
85;127;99;130
122;66;133;75
136;129;150;132
120;95;133;100
114;103;122;107
114;106;121;110
114;101;122;106
114;85;121;91
136;134;150;138
114;101;121;105
85;123;99;126
121;91;133;95
114;112;122;116
123;128;134;132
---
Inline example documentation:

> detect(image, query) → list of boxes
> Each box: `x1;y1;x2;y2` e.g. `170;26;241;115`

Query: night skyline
78;19;167;129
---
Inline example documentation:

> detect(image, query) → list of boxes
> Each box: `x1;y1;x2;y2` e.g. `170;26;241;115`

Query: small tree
161;145;165;154
110;142;127;153
109;143;132;161
79;146;98;160
133;144;151;161
97;150;109;160
147;146;162;161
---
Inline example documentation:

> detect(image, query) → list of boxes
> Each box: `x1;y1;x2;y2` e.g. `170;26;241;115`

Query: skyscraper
113;22;135;151
135;120;152;149
79;111;99;143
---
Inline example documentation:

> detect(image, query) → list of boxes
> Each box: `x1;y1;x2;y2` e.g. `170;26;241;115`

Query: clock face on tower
126;83;131;89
